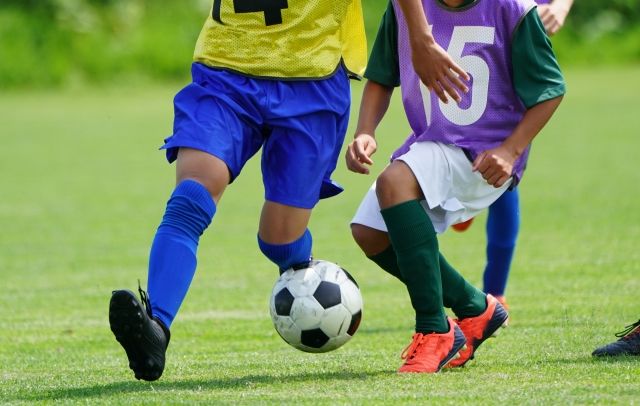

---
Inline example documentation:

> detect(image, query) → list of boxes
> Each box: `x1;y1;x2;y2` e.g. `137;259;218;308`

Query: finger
494;175;511;188
540;12;555;28
356;146;374;165
346;156;369;174
482;167;498;181
486;172;503;186
445;70;469;94
345;144;358;163
353;140;374;163
439;78;461;104
538;7;549;19
364;144;377;163
431;81;450;104
472;152;486;171
448;61;470;82
346;145;365;172
547;22;560;36
537;4;546;16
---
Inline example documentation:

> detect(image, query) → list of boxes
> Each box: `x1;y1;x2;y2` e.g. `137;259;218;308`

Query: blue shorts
163;63;351;209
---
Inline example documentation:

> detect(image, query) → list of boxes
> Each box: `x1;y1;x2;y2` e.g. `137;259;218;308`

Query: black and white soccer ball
269;259;363;353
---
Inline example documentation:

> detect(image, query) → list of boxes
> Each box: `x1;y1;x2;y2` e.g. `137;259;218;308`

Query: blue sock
483;188;520;296
258;229;312;271
147;180;216;328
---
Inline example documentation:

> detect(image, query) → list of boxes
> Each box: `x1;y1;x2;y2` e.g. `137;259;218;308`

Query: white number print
421;26;495;126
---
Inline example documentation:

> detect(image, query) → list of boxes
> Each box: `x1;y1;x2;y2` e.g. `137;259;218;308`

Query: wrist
502;141;526;159
354;130;375;140
410;30;435;47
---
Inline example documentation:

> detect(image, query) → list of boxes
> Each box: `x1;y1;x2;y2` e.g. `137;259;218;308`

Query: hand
345;133;377;174
537;3;571;36
410;37;470;104
471;145;517;187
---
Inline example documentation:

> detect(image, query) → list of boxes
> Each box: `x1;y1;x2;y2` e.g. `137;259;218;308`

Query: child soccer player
453;0;574;310
107;0;469;382
106;0;368;382
345;0;565;372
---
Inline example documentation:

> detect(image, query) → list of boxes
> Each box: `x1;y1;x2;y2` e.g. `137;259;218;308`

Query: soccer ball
269;259;363;353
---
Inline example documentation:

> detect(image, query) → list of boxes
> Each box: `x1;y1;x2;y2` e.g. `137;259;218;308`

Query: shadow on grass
14;369;394;402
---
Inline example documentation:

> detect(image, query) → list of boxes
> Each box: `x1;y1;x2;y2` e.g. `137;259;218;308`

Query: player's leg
439;253;508;368
109;64;263;381
376;161;449;334
350;208;487;323
146;148;228;330
483;188;520;307
350;184;403;281
391;142;509;370
375;160;465;373
258;202;314;271
109;149;224;381
257;67;350;271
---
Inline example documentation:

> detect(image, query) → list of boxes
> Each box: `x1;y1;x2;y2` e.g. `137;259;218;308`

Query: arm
345;81;394;175
395;0;470;104
473;8;566;187
473;95;563;187
537;0;574;35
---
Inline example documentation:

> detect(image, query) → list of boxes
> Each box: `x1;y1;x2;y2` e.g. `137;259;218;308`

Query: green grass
1;67;639;404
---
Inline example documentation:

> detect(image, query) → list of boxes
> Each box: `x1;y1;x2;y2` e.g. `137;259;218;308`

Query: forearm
394;0;434;47
355;81;394;136
502;96;564;158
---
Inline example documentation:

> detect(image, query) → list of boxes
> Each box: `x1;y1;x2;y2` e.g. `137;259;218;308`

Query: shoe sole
109;290;163;381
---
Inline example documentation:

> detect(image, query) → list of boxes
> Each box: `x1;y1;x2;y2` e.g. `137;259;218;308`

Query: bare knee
351;223;390;257
375;162;422;209
176;148;230;203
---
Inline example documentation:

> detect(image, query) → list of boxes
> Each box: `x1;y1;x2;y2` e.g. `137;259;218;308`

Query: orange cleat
451;217;475;232
398;317;467;373
494;295;509;310
447;294;508;367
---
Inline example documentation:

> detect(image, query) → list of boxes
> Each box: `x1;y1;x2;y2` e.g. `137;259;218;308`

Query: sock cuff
258;229;312;271
172;179;216;217
367;245;397;268
381;200;435;249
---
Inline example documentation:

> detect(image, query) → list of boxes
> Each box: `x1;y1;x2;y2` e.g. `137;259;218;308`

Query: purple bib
392;0;536;183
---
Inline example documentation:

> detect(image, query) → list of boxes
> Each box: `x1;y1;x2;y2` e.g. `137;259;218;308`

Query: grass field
1;66;639;404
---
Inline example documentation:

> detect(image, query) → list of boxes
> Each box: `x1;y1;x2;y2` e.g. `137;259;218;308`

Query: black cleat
592;319;640;357
109;287;170;381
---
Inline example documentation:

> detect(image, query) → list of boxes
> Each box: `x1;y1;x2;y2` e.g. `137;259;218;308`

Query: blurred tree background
0;0;639;88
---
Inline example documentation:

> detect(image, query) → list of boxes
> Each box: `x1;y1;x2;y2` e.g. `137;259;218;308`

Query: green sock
367;232;487;320
367;245;403;281
381;200;448;334
439;253;487;319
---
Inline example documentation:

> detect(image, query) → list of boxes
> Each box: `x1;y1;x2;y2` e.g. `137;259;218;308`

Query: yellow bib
193;0;366;79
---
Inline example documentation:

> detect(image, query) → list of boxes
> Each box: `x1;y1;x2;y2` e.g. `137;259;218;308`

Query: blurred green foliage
0;0;638;88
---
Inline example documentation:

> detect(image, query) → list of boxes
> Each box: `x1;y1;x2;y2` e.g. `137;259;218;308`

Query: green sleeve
512;8;566;108
364;2;400;88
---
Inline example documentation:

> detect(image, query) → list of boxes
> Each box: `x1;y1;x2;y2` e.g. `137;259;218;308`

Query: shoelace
615;319;640;340
401;333;441;363
138;280;153;318
401;333;425;360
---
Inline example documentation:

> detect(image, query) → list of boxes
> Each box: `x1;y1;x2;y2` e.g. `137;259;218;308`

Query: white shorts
351;142;512;234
